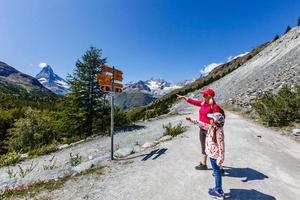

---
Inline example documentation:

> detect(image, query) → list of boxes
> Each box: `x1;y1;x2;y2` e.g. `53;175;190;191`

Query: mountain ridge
36;65;69;95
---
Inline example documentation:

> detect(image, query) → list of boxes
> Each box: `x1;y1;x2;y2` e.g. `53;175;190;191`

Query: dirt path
35;110;300;200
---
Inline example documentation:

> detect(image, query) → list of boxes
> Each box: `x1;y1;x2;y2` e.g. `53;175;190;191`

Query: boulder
114;146;134;158
133;145;142;153
292;129;300;136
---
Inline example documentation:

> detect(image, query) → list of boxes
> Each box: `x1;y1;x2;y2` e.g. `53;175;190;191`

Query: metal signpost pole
110;67;115;160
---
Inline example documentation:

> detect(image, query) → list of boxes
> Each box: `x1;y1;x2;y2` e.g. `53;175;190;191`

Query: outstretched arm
186;117;210;130
186;98;203;107
176;94;202;107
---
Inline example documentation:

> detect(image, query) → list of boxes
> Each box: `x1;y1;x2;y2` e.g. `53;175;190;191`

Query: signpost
97;66;123;160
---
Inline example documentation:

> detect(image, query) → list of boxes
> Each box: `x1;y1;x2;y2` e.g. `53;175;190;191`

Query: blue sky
1;0;300;83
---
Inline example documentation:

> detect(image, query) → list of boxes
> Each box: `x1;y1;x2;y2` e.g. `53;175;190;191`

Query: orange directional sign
101;66;122;75
100;85;112;92
97;74;111;82
97;66;123;93
97;65;124;160
114;72;123;81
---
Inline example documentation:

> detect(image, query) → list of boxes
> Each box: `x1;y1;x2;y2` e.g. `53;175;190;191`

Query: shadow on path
115;124;146;133
142;148;168;161
223;166;269;182
226;189;276;200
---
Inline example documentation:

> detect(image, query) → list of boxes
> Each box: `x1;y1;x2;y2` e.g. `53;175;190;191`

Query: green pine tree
273;34;280;41
298;17;300;26
67;47;107;136
285;25;291;34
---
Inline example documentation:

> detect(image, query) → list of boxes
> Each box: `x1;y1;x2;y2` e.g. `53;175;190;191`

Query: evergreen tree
273;34;280;41
298;17;300;26
285;25;291;34
67;47;107;136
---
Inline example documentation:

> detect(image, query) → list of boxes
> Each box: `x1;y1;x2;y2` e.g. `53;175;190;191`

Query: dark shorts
199;128;207;155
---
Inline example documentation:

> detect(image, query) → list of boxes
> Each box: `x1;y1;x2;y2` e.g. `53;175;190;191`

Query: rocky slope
0;61;54;96
195;26;300;107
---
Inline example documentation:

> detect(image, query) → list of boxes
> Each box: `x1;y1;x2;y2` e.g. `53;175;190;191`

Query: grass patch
163;122;187;137
1;165;105;199
28;144;58;158
0;152;22;167
74;165;105;177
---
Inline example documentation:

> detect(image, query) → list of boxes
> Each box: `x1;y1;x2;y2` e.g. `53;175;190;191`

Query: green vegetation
69;153;82;167
298;17;300;26
253;84;300;127
285;25;292;34
163;122;187;137
28;144;58;157
0;152;22;167
273;34;280;42
0;166;104;199
0;47;130;166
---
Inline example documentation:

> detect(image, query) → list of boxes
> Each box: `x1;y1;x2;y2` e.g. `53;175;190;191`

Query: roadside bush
253;84;300;126
69;153;82;167
163;122;187;137
8;108;57;153
28;143;58;157
0;152;22;167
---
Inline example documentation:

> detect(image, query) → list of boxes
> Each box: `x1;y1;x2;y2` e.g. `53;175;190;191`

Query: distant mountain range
0;61;55;96
124;78;194;96
115;78;194;108
36;64;69;95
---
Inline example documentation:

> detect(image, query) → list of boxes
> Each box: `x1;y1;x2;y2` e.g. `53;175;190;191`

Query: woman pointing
177;88;220;170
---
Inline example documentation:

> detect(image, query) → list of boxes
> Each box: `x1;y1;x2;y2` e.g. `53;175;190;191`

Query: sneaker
209;188;224;195
195;163;208;170
208;188;224;200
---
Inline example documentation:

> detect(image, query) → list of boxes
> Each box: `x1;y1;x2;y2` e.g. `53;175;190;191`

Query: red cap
200;88;215;97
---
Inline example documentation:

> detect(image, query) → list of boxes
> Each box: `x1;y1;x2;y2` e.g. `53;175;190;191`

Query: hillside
0;61;55;96
133;26;300;122
203;27;300;107
115;89;157;108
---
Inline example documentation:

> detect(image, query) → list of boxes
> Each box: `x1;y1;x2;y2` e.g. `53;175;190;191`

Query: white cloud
38;62;48;68
200;62;223;76
199;51;250;77
227;52;249;62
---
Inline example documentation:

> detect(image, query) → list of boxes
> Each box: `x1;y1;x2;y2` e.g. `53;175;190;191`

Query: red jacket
186;98;220;124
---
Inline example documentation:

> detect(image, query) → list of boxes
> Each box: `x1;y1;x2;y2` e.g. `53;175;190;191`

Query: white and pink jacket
190;119;225;164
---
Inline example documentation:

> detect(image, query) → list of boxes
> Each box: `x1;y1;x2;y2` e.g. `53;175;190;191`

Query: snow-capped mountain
124;78;192;96
36;64;69;95
115;78;193;108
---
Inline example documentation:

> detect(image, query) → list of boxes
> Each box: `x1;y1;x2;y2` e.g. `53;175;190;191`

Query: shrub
69;153;82;167
253;84;300;126
8;108;57;153
273;34;280;41
285;25;291;34
0;152;22;167
163;122;187;137
28;143;58;157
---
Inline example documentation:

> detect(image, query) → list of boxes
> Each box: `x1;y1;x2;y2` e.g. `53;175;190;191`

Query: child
186;112;225;200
